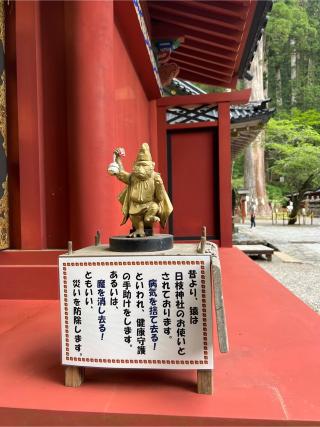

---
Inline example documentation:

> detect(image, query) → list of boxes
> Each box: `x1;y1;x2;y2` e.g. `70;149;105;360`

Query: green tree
266;115;320;223
266;115;320;146
266;0;319;112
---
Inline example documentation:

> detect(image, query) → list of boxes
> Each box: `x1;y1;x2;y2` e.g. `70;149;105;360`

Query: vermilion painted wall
7;1;69;249
40;2;69;249
6;2;157;249
168;129;219;240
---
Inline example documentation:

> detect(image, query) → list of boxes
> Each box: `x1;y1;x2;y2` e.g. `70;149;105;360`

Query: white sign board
59;255;213;369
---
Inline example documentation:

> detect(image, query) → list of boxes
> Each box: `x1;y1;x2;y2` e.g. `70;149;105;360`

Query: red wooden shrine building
3;3;320;426
2;0;272;255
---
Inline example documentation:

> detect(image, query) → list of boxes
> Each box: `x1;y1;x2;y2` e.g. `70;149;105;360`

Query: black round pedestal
109;234;173;252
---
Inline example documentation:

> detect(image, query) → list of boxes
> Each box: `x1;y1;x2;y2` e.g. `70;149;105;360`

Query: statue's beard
132;171;152;181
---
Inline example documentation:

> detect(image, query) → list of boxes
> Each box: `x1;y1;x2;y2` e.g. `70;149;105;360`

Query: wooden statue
108;143;173;237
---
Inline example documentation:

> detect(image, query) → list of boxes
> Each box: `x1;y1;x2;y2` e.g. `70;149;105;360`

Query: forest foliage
234;0;320;208
267;0;320;111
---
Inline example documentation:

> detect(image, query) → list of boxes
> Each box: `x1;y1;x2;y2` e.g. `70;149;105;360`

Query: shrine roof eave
231;101;275;124
148;0;273;89
231;105;275;160
237;1;272;79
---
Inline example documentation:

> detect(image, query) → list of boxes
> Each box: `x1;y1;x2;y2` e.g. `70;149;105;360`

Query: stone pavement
236;219;320;263
234;219;320;313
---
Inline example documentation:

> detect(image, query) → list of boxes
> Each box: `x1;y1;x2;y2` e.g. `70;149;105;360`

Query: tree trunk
263;33;268;99
244;144;256;212
253;131;270;215
307;57;313;85
290;38;297;106
244;37;271;216
288;195;301;225
275;65;283;107
288;174;315;225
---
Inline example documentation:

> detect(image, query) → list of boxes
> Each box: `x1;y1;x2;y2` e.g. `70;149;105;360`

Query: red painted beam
156;106;168;197
172;50;234;72
185;0;248;20
149;2;243;35
224;0;250;6
234;0;257;72
180;40;237;63
180;65;231;87
139;0;152;34
157;105;170;233
180;0;247;25
114;1;161;100
218;103;232;247
157;89;251;107
177;70;235;89
178;65;232;84
167;121;218;131
230;74;239;88
150;18;239;52
174;58;233;79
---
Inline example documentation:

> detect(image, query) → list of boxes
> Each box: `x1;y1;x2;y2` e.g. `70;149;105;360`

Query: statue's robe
117;171;173;228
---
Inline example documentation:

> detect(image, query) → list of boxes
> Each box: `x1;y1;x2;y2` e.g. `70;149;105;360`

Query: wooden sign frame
59;242;228;395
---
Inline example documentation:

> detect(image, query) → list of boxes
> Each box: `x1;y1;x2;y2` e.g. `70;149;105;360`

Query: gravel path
234;220;320;313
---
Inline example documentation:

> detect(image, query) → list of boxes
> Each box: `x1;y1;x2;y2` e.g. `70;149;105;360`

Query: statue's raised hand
108;147;125;175
114;147;125;159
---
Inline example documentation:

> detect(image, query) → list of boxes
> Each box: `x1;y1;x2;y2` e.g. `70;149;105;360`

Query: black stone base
109;234;173;252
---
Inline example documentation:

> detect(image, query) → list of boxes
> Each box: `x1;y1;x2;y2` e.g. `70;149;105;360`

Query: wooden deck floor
0;248;319;426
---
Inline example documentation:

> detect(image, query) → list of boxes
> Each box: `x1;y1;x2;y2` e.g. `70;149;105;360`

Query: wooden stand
61;231;228;394
65;366;85;387
197;369;213;394
64;366;212;393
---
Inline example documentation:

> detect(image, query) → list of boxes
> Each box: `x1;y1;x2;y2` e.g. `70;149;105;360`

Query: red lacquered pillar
15;1;47;249
64;1;117;249
218;102;232;247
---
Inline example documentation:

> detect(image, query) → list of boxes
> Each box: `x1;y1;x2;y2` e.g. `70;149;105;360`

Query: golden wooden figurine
108;143;173;237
